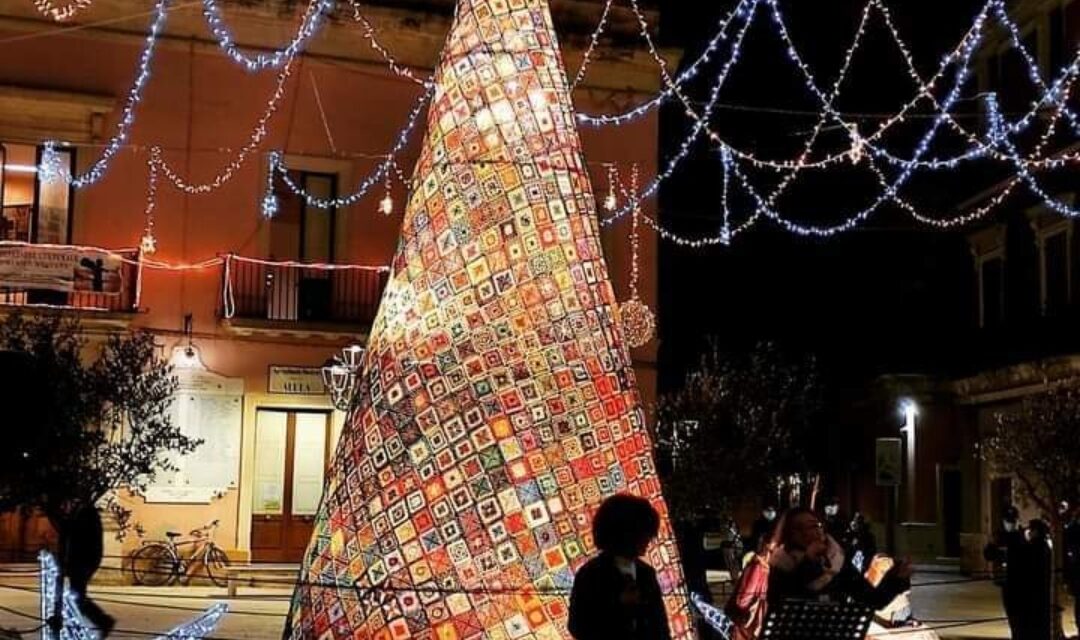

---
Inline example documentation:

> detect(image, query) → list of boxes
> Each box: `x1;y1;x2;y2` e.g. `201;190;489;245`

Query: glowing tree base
38;551;227;640
285;0;691;637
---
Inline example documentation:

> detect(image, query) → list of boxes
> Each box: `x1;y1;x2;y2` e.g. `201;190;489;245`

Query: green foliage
0;313;198;531
655;341;822;523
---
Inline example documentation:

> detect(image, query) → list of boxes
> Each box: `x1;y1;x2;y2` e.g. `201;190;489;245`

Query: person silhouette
64;502;115;637
569;494;672;640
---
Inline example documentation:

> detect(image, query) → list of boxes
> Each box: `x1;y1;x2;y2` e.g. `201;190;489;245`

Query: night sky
657;0;995;391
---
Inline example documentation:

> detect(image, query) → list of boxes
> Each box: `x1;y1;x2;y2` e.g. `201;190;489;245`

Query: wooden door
250;410;332;563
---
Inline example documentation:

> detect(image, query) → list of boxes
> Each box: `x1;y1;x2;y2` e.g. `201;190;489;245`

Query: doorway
940;468;962;558
250;409;332;563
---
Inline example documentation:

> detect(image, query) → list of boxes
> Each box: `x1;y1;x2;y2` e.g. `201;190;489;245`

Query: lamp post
900;399;918;523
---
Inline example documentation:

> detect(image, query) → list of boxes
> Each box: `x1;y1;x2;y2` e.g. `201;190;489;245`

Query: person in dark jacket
767;508;911;611
1064;504;1080;634
64;502;115;637
983;505;1025;639
843;512;878;571
569;494;672;640
1012;519;1053;640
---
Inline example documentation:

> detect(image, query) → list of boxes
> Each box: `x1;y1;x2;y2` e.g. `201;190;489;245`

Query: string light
604;164;619;212
598;0;758;231
262;152;281;219
576;0;752;127
141;151;159;255
153;59;295;196
37;142;69;186
40;0;169;189
269;83;433;209
619;164;656;349
347;0;427;86
33;0;93;21
570;0;614;90
201;0;332;72
378;161;394;215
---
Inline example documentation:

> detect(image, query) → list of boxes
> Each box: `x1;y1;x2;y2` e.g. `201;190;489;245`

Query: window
270;170;337;263
0;142;74;244
980;254;1005;328
1040;226;1071;316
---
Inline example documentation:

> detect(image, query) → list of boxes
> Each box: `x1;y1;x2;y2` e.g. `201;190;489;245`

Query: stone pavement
0;567;1073;639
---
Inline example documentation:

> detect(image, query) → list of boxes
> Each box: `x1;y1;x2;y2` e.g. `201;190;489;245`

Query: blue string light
575;0;750;127
723;4;987;237
598;0;759;229
267;82;434;209
40;0;169;189
201;0;335;72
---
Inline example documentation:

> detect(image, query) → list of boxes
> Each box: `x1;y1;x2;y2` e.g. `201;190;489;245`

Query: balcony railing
0;247;140;314
223;256;387;328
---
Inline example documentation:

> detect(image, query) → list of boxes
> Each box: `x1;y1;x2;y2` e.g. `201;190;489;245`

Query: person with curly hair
569;494;671;640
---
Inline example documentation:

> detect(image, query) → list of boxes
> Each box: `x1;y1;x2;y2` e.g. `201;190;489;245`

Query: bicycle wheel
204;545;231;588
130;543;177;586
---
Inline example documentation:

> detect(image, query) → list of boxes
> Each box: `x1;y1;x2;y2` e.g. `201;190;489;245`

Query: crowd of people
568;495;911;640
983;502;1080;640
568;494;1080;640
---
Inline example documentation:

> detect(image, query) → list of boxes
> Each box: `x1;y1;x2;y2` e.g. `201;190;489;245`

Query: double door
250;409;332;563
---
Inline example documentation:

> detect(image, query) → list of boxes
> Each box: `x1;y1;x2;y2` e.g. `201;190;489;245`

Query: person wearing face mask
747;506;778;556
768;508;911;609
984;505;1025;639
822;497;846;544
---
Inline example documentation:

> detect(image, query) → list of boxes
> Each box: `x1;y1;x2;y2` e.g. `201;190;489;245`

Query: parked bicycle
129;519;230;587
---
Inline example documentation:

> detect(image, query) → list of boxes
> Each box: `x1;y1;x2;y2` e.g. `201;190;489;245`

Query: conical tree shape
286;0;690;637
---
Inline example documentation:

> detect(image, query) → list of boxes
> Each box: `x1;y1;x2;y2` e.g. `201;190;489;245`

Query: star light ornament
39;551;226;640
38;142;70;186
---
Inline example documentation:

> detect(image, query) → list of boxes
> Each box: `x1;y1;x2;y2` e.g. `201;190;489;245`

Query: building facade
830;0;1080;569
0;0;670;570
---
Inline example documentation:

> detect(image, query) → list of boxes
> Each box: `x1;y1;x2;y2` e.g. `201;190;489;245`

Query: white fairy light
201;0;334;72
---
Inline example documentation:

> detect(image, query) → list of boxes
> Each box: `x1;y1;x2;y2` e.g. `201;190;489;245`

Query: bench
224;564;299;598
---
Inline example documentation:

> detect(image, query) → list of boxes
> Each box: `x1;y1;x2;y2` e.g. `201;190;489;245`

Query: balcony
221;256;388;339
0;247;140;322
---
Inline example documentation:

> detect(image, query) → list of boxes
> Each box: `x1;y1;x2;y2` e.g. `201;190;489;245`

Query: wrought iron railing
0;247;140;313
222;255;387;327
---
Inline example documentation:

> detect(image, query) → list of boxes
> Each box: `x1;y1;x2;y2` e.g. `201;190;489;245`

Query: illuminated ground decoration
286;0;690;637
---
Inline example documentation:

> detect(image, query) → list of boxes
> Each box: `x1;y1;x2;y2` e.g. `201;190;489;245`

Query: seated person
768;508;911;611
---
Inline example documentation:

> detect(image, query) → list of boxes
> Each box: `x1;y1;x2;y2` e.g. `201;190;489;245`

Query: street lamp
322;344;365;412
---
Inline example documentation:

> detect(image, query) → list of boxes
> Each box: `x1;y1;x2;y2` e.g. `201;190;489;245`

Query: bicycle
129;519;230;588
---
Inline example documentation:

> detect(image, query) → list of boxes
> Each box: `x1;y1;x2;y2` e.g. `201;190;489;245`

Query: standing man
984;505;1025;638
1064;504;1080;636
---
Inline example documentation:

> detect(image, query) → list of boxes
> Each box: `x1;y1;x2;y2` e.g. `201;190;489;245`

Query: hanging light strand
41;0;170;189
269;82;434;209
200;0;333;72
